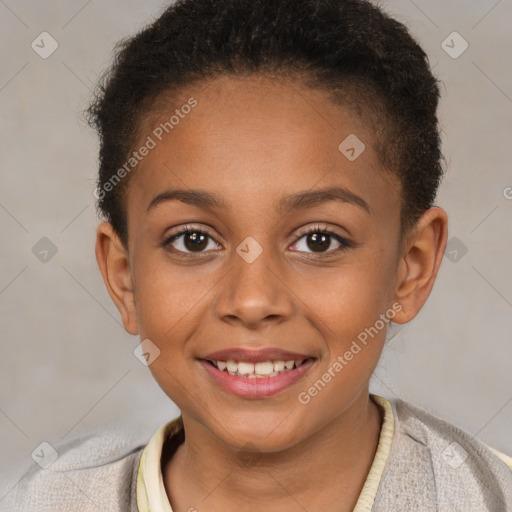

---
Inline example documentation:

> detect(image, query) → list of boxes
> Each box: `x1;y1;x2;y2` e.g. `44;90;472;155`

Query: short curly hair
86;0;444;249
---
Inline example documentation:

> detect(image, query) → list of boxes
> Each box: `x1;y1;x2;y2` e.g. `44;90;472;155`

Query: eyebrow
146;186;372;215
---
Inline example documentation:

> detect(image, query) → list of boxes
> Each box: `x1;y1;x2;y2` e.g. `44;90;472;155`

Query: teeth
273;361;285;372
211;358;309;378
254;361;274;375
238;362;255;375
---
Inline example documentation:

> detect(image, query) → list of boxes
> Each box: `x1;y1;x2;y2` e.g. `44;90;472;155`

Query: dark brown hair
86;0;444;248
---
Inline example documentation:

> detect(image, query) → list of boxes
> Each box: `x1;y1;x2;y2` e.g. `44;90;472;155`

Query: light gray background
1;0;511;493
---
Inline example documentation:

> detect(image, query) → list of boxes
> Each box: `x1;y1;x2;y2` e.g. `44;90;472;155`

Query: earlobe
392;207;448;324
95;221;139;335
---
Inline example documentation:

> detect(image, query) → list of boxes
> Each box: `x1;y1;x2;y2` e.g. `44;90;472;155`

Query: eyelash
163;223;353;257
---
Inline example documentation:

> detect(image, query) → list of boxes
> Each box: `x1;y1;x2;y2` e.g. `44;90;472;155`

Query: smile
199;356;316;398
207;359;308;378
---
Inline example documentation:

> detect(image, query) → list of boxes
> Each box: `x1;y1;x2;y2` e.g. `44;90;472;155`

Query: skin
96;74;448;512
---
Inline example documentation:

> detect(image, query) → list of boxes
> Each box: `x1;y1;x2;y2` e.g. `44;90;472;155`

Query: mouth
198;349;317;398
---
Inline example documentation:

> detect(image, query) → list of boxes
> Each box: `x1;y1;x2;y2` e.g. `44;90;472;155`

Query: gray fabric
0;427;146;512
374;399;512;511
1;396;510;511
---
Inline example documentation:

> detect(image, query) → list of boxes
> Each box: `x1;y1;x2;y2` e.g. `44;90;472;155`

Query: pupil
307;233;330;252
185;232;208;251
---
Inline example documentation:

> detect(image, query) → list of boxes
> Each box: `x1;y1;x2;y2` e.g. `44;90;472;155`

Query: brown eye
304;232;332;252
181;231;209;252
164;227;219;254
291;227;351;255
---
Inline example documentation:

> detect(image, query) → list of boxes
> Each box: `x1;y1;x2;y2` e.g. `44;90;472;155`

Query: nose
214;245;294;330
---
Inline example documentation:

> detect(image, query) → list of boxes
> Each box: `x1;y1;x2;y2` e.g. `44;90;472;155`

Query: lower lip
199;359;315;399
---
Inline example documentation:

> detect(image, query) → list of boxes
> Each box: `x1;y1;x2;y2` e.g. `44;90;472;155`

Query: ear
392;207;448;324
95;221;139;335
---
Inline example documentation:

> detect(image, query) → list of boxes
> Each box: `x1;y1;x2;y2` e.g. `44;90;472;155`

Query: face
97;74;445;452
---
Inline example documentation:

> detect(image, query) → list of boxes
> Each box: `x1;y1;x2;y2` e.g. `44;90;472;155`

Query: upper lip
200;348;314;363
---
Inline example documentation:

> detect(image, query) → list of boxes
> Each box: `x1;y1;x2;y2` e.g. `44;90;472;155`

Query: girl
5;0;512;510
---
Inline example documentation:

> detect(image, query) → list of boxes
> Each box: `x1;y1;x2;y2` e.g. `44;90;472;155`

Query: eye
163;224;220;254
163;223;352;256
290;225;352;255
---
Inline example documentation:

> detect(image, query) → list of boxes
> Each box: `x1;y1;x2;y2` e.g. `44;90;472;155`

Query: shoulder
391;397;512;472
373;395;512;511
0;426;149;512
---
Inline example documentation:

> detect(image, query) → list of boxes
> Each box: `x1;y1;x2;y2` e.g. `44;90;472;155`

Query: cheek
302;245;397;364
131;256;210;405
294;260;393;418
131;252;214;344
307;250;395;324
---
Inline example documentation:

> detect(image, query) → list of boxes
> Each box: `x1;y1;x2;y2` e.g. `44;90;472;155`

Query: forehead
129;74;400;219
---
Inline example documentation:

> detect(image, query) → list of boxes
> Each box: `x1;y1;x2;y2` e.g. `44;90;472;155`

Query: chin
214;414;307;453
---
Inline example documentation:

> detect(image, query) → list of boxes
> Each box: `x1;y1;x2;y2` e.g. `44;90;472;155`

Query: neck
163;392;383;512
